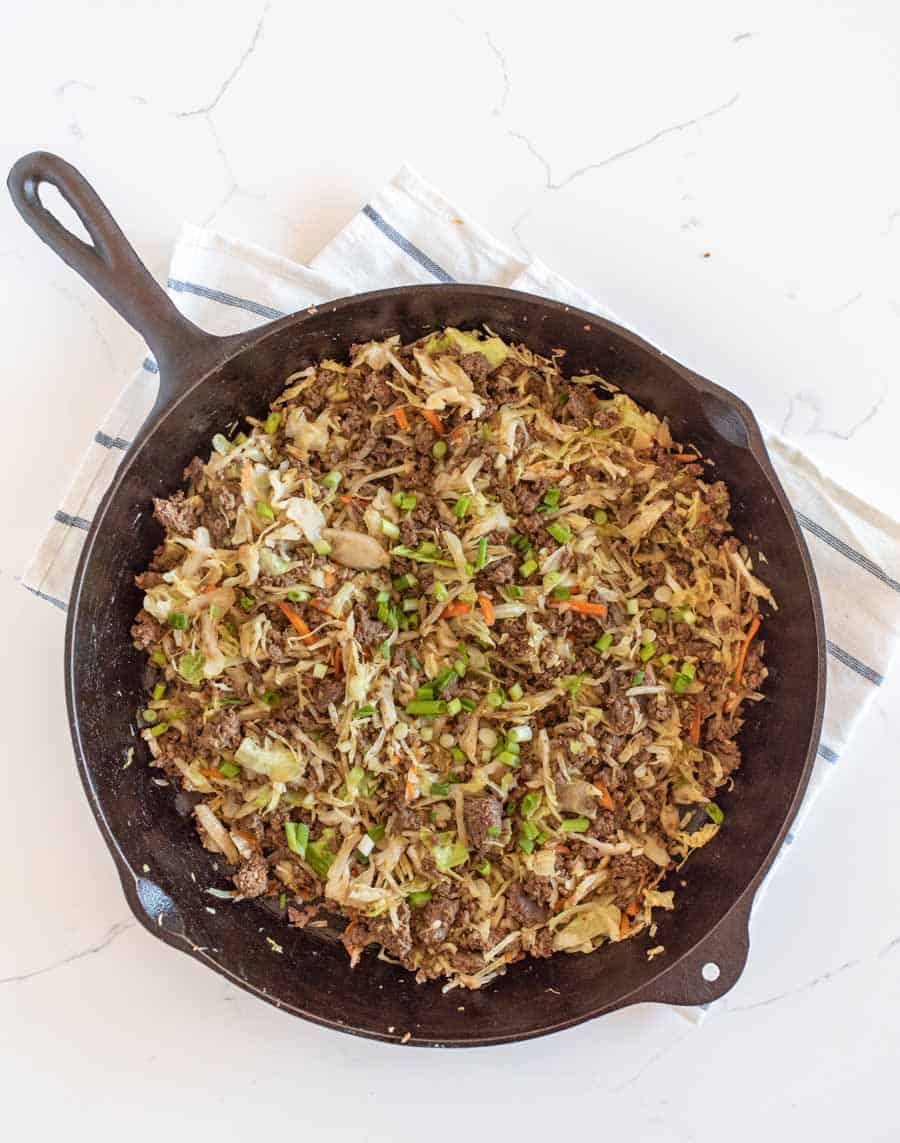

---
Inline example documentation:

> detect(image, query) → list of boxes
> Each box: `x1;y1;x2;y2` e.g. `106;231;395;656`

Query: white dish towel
23;164;900;1017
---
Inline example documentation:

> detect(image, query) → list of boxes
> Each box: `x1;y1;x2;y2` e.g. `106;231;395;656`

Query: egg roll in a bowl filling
131;327;772;990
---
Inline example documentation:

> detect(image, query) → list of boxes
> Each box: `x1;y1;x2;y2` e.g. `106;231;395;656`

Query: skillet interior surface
67;285;825;1046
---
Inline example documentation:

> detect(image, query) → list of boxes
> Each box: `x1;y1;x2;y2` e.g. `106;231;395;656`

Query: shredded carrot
594;781;615;811
550;598;607;617
418;408;444;435
477;594;495;626
442;601;472;618
404;762;419;803
277;600;314;643
309;597;335;617
625;901;639;918
619;914;631;939
689;701;702;744
392;406;410;431
732;615;761;689
673;452;699;462
198;768;222;780
200;584;217;594
324;571;337;590
235;829;258;847
333;645;343;676
338;494;363;506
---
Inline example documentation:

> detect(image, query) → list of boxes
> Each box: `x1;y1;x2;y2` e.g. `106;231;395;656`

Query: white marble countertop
2;2;898;1139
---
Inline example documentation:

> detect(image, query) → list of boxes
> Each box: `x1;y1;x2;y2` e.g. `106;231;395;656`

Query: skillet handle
7;151;221;391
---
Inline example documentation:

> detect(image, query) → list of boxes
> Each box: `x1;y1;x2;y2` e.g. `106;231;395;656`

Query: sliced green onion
476;535;488;570
518;835;535;854
212;432;231;455
260;689;281;707
672;674;689;694
354;705;376;720
306;837;335;879
149;722;169;737
496;750;519;767
433;668;456;692
284;821;310;858
405;700;446;716
680;661;697;680
381;518;401;539
239;594;255;612
256;501;275;522
233;431;248;446
625;598;639;616
433;842;468;873
706;802;725;825
389;544;453;567
376;590;390;604
552;585;571;601
487;826;503;838
639;642;656;662
264;412;282;435
177;651;205;684
445;697;462;716
486;690;505;708
658;652;674;665
508;682;524;701
313;538;332;556
416;686;435;701
400;493;417;511
453;495;470;519
219;761;240;778
431;782;450;796
367;824;386;843
312;662;328;679
542;488;561;508
431;440;447;459
141;708;158;724
632;670;646;686
507;724;532;742
150;649;167;667
560;817;590;833
459;697;477;712
546;522;571;544
477;860;491;876
286;588;309;603
593;509;608;525
650;607;668;623
503;584;524;600
393;574;417;592
433;582;449;602
451;747;466;761
152;682;166;701
402;597;420;613
379;639;391;661
519;791;540;818
520;559;538;578
169;611;189;630
322;470;342;491
408;890;433;907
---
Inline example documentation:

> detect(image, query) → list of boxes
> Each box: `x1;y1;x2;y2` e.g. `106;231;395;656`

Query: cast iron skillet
9;151;825;1047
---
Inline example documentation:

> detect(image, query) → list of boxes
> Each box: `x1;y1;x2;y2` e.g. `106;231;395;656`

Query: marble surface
2;2;898;1139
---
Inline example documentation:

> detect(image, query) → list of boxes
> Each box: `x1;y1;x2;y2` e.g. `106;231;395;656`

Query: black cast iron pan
9;151;825;1047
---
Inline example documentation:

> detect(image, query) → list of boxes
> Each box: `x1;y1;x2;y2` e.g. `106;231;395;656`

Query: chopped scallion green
152;683;166;701
431;439;447;460
552;585;571;601
631;670;646;687
219;761;240;778
322;470;342;491
354;705;376;719
520;559;538;578
706;802;725;825
408;890;432;907
264;412;282;435
593;509;608;525
431;782;450;796
476;535;488;570
508;682;524;701
169;611;189;630
519;791;540;818
560;817;590;833
405;700;446;716
453;495;470;519
546;522;571;544
284;821;310;858
381;517;400;539
639;641;656;662
256;501;275;522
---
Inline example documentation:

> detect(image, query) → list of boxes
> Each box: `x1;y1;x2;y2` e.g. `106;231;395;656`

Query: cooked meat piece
352;603;389;647
134;571;164;590
464;796;502;848
413;894;460;948
506;882;549;927
198;710;242;756
233;853;268;899
131;610;163;649
152;490;200;535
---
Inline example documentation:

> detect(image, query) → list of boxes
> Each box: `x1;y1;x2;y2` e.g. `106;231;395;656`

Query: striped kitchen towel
22;164;900;1001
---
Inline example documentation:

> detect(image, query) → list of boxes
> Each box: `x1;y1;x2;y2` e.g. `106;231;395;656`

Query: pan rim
63;283;826;1046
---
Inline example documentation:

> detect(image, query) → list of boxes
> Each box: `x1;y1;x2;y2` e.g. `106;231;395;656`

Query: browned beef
233;853;268;898
413;893;460;948
134;571;164;590
152;490;201;535
464;795;502;848
131;610;163;649
506;882;549;927
198;709;242;756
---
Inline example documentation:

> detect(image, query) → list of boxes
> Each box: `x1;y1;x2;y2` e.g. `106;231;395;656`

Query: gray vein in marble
781;389;886;441
0;919;134;986
884;208;899;235
54;79;97;98
609;1030;693;1092
726;957;863;1012
878;935;900;959
732;32;754;43
509;93;740;190
834;290;863;313
176;1;271;119
485;31;510;116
